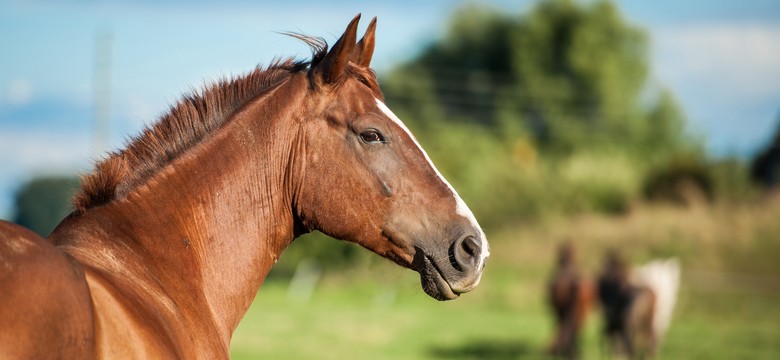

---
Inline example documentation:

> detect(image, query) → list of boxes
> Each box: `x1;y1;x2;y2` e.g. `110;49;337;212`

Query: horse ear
351;17;376;68
312;14;361;84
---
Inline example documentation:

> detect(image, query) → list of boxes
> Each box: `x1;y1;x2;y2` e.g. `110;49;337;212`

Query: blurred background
2;0;779;358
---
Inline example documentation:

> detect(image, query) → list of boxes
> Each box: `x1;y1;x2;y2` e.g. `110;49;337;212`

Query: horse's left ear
351;17;376;68
312;14;360;84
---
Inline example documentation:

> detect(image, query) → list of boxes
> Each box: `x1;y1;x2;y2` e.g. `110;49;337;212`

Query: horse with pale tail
598;252;679;359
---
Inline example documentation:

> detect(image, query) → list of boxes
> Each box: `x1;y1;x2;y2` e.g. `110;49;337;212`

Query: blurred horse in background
0;15;489;358
597;252;680;359
547;242;595;359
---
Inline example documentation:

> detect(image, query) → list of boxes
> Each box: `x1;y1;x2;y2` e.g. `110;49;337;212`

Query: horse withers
0;15;489;358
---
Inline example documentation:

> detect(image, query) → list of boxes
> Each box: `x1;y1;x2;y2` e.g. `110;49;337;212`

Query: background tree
751;112;780;188
384;0;686;155
12;176;79;236
381;0;701;222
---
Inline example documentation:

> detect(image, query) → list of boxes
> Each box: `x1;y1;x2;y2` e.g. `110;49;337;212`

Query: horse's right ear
311;14;360;84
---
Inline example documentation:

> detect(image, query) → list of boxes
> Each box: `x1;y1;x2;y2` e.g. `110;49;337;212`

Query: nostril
451;235;481;272
461;236;480;258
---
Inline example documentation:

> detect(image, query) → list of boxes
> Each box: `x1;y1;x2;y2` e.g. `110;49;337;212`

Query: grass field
231;197;780;359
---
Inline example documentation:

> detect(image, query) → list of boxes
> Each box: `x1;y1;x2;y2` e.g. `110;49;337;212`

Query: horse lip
422;255;459;301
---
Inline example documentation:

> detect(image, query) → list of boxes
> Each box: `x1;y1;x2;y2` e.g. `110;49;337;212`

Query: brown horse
0;15;489;358
547;242;594;359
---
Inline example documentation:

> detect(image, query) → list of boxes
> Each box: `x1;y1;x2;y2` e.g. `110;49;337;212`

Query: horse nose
452;235;482;271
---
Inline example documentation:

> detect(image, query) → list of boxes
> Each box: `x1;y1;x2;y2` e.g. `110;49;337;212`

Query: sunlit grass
231;196;780;359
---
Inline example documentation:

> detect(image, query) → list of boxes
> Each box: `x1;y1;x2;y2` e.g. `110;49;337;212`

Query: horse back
0;220;95;358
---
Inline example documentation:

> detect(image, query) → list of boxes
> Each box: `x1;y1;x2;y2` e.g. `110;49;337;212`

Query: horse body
4;59;306;359
547;243;594;359
597;253;679;359
0;16;489;358
0;222;94;358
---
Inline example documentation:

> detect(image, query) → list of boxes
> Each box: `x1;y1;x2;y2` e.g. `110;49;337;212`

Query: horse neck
53;77;307;346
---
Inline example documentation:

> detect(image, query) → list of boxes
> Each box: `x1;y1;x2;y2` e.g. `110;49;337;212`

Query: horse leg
559;317;575;359
620;327;635;359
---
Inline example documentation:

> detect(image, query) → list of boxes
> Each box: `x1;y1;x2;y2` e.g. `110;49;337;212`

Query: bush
643;154;714;206
13;175;80;236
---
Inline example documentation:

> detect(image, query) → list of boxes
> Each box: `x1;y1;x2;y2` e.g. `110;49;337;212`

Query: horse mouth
419;254;459;301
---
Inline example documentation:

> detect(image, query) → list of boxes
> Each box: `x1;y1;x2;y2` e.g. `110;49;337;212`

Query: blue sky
1;0;779;219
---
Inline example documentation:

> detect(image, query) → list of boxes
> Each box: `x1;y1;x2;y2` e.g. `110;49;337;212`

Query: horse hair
72;37;330;215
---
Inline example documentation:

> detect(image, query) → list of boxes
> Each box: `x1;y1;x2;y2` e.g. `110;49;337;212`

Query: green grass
232;276;552;360
231;198;780;359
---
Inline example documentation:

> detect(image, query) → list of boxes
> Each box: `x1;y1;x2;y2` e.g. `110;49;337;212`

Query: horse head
294;15;489;300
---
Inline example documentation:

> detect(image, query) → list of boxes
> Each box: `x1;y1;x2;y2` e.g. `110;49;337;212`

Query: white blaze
375;99;490;268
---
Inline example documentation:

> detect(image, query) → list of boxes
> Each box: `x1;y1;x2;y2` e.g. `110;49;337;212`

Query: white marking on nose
375;99;490;269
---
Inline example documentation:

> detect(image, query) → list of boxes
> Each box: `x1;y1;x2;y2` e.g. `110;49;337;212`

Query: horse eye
360;129;384;144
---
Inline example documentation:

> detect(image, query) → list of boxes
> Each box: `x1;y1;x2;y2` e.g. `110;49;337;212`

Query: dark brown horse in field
0;15;489;358
547;242;594;359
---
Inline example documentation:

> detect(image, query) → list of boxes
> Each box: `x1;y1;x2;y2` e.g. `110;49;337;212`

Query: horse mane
72;37;331;215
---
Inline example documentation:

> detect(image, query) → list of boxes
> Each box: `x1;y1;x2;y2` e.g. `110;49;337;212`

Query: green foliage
507;0;649;151
12;176;79;236
642;154;760;206
379;0;708;223
710;158;759;201
640;89;687;155
750;113;780;188
384;0;683;153
269;231;375;280
643;153;714;205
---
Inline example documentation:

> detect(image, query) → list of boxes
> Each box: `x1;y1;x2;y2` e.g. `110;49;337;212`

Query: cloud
654;23;780;99
6;79;33;105
117;94;166;129
650;22;780;157
0;130;93;171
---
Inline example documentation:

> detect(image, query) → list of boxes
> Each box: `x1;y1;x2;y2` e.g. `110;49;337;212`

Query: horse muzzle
414;234;489;301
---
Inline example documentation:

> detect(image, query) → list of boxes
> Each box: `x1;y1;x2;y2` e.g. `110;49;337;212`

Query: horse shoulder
80;269;185;359
0;220;96;358
51;216;229;358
